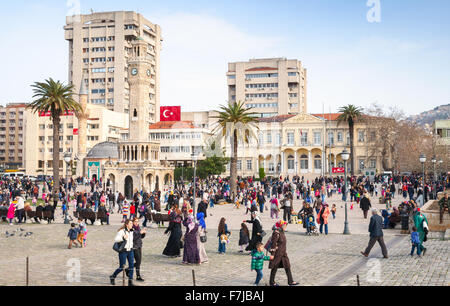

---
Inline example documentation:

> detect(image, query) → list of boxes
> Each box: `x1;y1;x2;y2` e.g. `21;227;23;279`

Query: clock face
131;68;138;76
147;69;151;77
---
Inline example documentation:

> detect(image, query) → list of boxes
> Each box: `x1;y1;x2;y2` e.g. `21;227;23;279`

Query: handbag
200;235;207;243
260;230;267;238
113;240;126;253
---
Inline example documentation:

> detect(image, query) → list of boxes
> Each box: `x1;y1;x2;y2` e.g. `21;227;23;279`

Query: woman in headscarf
245;211;263;252
196;212;208;264
388;206;401;228
162;206;183;257
268;220;299;286
182;211;200;264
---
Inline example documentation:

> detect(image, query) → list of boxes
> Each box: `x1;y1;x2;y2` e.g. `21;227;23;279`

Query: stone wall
422;192;450;232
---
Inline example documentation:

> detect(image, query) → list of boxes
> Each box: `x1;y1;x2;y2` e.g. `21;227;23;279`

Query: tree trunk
349;121;355;176
230;130;238;200
52;115;61;208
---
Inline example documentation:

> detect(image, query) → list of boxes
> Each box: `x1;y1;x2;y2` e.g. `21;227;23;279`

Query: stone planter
421;192;450;232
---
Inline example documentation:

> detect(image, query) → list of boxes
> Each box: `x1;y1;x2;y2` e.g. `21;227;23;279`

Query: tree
212;101;258;198
337;105;364;175
259;167;266;180
27;78;83;207
197;156;230;178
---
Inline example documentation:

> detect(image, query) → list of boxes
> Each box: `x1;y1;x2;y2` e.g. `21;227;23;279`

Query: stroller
305;214;319;236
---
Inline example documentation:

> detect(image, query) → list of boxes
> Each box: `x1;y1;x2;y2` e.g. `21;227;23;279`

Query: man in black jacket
197;198;208;219
361;209;388;258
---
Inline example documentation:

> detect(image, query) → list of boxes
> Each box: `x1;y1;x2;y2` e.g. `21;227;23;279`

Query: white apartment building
227;58;307;118
25;104;128;176
65;11;162;122
0;103;26;170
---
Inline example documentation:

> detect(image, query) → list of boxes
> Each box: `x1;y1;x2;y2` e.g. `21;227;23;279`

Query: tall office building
227;58;307;118
64;11;162;122
0;103;26;170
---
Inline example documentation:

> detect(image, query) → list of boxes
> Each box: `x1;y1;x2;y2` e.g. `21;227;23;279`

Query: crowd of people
1;171;448;286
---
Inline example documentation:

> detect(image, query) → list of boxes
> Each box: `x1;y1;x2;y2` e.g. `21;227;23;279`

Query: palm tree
212;101;258;199
28;78;83;208
337;105;364;176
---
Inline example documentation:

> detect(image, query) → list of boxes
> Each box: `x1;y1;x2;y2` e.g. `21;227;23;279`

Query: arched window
314;154;322;170
300;154;308;169
287;155;295;170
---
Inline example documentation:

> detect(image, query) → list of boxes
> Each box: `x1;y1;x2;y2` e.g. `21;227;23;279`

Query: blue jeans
320;223;328;235
94;200;99;212
112;250;134;279
218;238;226;253
410;243;422;256
210;200;214;208
255;269;263;285
321;194;325;202
259;204;264;213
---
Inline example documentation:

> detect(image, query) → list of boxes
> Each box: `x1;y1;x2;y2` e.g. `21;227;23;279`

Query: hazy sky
0;0;449;115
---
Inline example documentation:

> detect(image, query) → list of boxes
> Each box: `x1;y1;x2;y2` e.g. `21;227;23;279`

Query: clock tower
128;38;154;142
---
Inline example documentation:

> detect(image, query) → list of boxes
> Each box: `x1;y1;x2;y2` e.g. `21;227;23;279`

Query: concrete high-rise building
227;58;307;118
64;11;161;122
0;103;26;170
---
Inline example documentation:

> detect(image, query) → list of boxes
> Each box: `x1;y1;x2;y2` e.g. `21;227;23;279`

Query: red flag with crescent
160;106;181;122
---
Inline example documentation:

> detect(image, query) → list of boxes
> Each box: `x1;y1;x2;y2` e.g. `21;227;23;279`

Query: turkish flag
73;128;79;135
160;106;181;121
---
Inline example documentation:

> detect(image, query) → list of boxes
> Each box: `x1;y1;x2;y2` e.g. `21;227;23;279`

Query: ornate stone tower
76;78;89;177
128;38;153;142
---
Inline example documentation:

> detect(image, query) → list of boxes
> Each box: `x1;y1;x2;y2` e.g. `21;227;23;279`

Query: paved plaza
0;192;448;286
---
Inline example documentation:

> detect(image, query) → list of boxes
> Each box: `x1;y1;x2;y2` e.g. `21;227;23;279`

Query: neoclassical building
220;113;385;180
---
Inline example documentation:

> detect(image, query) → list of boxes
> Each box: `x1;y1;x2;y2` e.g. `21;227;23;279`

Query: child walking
218;217;231;254
122;200;130;223
77;218;87;248
331;204;336;219
239;223;250;253
410;226;423;257
67;223;80;249
251;242;273;286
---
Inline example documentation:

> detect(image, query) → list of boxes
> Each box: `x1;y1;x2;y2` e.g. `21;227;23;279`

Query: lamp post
341;149;350;235
438;159;443;180
63;152;72;225
192;151;198;221
431;156;437;182
419;154;426;185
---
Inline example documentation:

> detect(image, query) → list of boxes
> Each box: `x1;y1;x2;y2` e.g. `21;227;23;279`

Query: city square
0;0;449;290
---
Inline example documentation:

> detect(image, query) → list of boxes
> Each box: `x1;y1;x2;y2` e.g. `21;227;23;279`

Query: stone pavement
0;192;448;286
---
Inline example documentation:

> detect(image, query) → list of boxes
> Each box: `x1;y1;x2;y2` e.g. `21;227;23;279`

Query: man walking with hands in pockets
361;209;388;259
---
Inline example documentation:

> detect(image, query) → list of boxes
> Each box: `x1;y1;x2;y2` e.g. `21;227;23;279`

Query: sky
0;0;449;116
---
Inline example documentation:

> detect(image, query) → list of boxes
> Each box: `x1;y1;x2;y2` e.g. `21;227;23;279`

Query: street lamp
341;149;350;235
419;154;426;185
191;151;198;221
438;159;443;180
63;152;72;225
431;156;437;182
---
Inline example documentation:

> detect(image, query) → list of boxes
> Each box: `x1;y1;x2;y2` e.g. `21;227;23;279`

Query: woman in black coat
360;194;372;219
244;211;263;251
162;207;183;257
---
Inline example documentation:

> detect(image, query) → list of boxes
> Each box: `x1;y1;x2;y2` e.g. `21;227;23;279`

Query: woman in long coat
196;212;208;264
269;220;299;286
245;211;263;252
182;213;200;264
162;207;183;257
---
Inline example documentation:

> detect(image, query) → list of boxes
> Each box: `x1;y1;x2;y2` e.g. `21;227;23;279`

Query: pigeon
24;232;33;237
19;233;23;237
19;228;25;232
5;231;10;236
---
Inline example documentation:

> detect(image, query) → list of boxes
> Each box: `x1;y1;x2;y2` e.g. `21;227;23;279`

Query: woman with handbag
127;217;146;282
196;212;208;264
110;219;136;286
